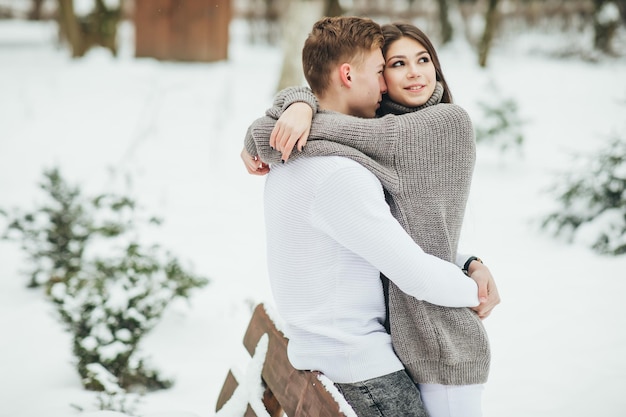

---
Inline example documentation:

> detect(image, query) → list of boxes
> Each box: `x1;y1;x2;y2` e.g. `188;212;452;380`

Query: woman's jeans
335;370;428;417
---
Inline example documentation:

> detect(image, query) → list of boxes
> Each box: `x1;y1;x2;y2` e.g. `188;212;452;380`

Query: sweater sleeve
455;252;471;269
305;112;400;161
245;115;283;163
265;86;318;120
311;164;480;308
245;111;401;166
244;86;318;160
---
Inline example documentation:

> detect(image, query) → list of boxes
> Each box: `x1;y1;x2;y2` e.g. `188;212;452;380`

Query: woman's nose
407;65;420;78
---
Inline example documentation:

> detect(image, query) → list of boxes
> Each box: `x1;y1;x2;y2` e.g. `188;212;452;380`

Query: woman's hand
241;148;270;176
270;102;313;162
467;262;501;319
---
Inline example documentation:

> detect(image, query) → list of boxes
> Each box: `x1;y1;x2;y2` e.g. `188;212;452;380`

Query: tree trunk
28;0;45;20
436;0;453;44
324;0;343;17
276;0;325;92
478;0;499;68
593;0;620;54
57;0;82;57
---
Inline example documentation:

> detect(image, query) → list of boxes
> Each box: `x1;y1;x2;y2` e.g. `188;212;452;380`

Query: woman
243;23;500;417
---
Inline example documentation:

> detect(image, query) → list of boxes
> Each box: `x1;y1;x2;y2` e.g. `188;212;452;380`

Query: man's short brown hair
302;17;384;95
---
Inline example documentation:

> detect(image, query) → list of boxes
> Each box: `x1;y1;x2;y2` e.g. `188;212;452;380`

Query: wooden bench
215;303;351;417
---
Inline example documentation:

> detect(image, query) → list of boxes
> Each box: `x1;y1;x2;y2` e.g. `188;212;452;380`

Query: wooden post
216;304;349;417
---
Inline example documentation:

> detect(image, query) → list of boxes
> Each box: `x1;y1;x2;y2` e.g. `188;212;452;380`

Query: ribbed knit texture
263;156;480;384
245;84;490;385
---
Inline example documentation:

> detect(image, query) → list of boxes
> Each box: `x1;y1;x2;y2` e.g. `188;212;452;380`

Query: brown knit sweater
244;84;490;385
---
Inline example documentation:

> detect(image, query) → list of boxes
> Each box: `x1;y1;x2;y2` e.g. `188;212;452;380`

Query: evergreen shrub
474;83;525;153
1;168;209;402
542;135;626;255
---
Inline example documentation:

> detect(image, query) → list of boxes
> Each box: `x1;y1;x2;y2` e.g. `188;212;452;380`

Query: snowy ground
0;17;625;417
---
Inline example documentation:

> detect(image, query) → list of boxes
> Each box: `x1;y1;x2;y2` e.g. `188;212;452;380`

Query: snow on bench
215;303;355;417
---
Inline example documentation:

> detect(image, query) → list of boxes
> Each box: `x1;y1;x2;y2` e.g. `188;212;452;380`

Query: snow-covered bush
86;363;141;414
474;82;525;153
0;167;140;288
542;135;626;255
50;241;208;391
1;168;209;403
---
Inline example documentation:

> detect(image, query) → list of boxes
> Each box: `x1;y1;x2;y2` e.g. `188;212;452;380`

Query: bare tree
56;0;122;58
28;0;45;20
57;0;81;57
436;0;454;44
478;0;500;67
592;0;622;54
325;0;343;16
276;0;325;91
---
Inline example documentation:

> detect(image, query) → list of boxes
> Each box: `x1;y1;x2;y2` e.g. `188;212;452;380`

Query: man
241;17;494;416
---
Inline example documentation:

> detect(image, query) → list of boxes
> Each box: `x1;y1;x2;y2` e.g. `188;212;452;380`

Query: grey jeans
335;370;428;417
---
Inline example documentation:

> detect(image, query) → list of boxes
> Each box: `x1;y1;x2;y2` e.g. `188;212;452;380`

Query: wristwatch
462;256;483;274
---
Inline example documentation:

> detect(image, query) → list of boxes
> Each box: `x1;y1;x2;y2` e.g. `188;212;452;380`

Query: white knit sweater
264;155;479;383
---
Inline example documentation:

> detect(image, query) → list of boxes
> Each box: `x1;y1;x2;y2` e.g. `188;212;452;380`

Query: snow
214;334;270;417
598;2;621;25
316;374;358;417
1;15;626;417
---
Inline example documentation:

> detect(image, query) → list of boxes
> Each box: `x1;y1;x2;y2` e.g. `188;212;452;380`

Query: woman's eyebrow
387;50;429;61
387;54;406;61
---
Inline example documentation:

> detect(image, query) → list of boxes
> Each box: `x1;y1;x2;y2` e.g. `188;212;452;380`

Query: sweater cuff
455;252;471;269
244;125;258;156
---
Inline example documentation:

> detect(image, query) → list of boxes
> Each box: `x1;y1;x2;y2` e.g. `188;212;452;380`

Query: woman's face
383;36;437;107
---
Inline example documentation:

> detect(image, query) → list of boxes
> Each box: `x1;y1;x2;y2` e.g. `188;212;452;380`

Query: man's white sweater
264;155;479;384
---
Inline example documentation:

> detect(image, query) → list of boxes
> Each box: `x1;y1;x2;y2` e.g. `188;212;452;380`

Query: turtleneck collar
378;82;445;116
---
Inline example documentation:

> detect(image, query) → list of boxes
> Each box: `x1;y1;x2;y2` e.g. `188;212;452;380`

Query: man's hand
241;148;270;176
270;102;313;162
467;262;501;320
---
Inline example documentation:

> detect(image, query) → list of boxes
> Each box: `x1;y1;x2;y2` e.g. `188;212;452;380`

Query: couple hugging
241;16;501;417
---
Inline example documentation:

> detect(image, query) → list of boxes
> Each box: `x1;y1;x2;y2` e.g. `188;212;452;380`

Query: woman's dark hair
381;23;453;103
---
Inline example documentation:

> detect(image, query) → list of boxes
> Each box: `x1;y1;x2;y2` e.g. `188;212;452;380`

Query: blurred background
0;1;625;417
0;0;624;77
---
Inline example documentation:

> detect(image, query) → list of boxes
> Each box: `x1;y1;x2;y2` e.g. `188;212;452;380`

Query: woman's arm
243;86;318;166
266;86;318;120
249;104;473;168
266;87;318;161
247;111;400;165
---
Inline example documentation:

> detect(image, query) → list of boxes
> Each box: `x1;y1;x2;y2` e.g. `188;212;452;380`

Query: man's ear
339;63;352;88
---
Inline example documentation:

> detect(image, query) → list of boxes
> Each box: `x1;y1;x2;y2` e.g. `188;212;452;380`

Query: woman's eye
391;60;404;67
418;56;431;64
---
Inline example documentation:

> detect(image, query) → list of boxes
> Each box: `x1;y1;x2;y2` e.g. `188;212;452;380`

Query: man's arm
312;163;480;308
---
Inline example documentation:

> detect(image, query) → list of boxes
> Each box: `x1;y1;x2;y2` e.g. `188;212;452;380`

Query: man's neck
316;91;349;115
